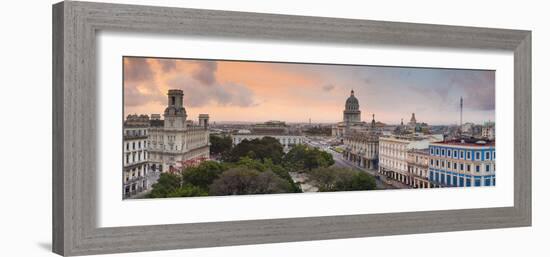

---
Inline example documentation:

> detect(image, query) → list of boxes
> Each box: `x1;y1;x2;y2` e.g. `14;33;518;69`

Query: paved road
304;138;395;190
127;171;161;199
329;149;393;189
329;150;412;190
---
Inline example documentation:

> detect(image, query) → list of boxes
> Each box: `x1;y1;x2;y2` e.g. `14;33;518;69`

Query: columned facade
123;115;150;199
379;137;409;185
378;134;443;186
342;132;379;170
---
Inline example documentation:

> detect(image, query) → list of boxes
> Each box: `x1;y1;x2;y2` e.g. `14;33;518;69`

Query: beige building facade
147;89;210;173
342;131;380;169
378;134;443;185
406;148;431;188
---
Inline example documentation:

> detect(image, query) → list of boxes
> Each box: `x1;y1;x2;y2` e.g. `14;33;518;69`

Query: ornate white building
342;131;380;169
232;121;305;150
123;114;150;198
342;114;381;169
378;134;443;185
147;89;210;173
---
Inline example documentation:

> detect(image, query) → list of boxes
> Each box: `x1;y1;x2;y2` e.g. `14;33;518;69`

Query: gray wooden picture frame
52;1;531;256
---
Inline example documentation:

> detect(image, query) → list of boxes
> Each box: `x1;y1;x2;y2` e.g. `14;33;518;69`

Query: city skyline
124;57;495;125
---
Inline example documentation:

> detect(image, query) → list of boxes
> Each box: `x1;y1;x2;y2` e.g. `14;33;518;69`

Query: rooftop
345;131;381;141
408;148;430;154
167;89;183;95
380;133;442;142
255;120;287;127
150;119;164;127
433;138;495;147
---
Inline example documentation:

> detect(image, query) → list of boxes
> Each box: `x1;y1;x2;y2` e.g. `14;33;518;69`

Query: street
304;137;396;190
127;170;161;199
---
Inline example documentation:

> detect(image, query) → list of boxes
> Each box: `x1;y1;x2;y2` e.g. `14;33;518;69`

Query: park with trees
147;135;376;198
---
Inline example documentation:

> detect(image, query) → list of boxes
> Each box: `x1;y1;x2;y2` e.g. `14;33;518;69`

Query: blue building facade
428;140;495;187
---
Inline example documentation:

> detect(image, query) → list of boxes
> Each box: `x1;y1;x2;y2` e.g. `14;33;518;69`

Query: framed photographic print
53;1;531;256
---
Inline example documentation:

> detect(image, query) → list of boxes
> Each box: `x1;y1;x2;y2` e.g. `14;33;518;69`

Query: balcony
123;134;148;140
123;160;148;169
124;176;146;185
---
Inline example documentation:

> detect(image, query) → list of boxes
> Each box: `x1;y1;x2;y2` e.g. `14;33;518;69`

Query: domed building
332;90;371;138
331;90;383;170
343;90;361;123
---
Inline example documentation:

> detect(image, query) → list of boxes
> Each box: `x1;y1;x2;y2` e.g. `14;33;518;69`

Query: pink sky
124;57;495;125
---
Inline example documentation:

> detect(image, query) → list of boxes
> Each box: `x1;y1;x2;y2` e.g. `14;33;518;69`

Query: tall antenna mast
460;96;463;138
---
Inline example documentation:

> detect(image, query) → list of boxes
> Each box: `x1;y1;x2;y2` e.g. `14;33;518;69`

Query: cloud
192;61;218;85
169;75;257;108
124;84;165;107
450;71;495;111
123;57;494;124
389;69;495;112
322;84;335;92
158;59;177;72
124;57;153;82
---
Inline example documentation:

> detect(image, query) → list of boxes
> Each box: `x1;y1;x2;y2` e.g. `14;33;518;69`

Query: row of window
123;164;147;182
410;155;429;165
124;170;145;182
429;171;495;187
149;129;208;139
125;129;147;137
125;151;147;164
345;140;377;147
349;146;377;155
430;159;494;173
125;140;148;151
380;149;406;158
430;147;495;161
379;142;407;151
409;166;428;177
380;159;407;171
350;145;377;150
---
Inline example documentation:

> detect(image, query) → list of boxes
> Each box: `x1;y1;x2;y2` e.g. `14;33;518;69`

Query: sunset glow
124;57;495;124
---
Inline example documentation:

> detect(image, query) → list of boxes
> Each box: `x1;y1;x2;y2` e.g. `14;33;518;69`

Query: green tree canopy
229;157;302;193
147;173;182;198
166;184;208;198
307;167;377;192
349;172;377;191
209;134;233;157
284;144;335;171
209;168;293;195
225;137;284;164
181;161;225;190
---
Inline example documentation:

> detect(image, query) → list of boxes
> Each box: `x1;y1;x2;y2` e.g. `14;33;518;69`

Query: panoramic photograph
122;56;496;199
